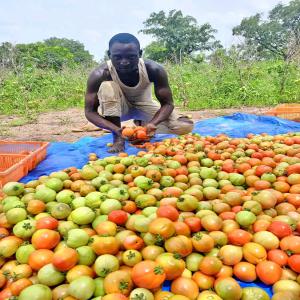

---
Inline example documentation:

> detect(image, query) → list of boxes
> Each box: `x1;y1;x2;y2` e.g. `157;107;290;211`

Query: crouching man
85;33;194;152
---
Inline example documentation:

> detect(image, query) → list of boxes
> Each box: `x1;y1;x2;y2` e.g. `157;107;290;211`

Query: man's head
108;33;142;73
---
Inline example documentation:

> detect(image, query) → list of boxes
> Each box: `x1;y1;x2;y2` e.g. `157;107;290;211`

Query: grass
0;60;299;117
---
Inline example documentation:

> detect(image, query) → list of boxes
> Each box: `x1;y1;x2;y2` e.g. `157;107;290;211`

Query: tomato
218;245;243;266
18;284;52;300
173;221;191;236
267;249;288;266
243;242;267;264
192;271;214;290
201;215;222;231
95;221;117;236
268;221;293;238
0;236;23;258
36;216;59;230
52;284;70;300
157;205;179;221
68;276;95;300
156;253;185;280
103;270;133;296
123;235;144;250
256;260;282;285
94;254;119;277
241;287;270;300
67;229;90;248
253;231;279;250
176;194;198;212
52;248;78;271
37;263;65;286
123;249;142;267
197;291;222;300
214;277;242;300
233;262;256;282
192;232;214;253
66;265;95;283
149;218;175;239
131;260;166;289
108;210;128;225
227;229;252;246
199;256;223;276
15;244;35;264
31;229;60;250
280;236;300;254
171;277;199;300
184;217;201;232
273;280;300;295
10;278;32;296
288;254;300;273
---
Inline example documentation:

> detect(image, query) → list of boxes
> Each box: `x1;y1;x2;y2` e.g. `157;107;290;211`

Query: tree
233;0;300;61
44;37;95;65
140;10;220;63
233;0;300;96
143;41;169;62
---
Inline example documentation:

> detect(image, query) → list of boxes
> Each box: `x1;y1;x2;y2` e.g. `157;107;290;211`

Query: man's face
109;42;140;74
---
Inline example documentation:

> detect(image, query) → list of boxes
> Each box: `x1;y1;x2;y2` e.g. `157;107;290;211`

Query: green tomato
16;244;35;264
67;229;89;248
37;264;65;286
71;207;95;225
19;284;52;300
13;220;36;239
76;246;96;266
68;276;95;300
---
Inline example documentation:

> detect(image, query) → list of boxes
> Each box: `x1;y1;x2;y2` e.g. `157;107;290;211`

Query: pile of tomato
0;132;300;300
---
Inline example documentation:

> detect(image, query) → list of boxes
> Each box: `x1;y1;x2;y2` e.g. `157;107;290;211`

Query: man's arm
84;67;121;135
146;61;174;128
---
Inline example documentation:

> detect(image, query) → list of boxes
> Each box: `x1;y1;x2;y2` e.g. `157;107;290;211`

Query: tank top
106;59;153;103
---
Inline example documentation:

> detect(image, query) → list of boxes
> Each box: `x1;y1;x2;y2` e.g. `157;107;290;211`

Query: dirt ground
0;106;272;142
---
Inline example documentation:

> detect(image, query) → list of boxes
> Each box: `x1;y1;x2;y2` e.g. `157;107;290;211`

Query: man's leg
98;81;130;152
133;100;194;135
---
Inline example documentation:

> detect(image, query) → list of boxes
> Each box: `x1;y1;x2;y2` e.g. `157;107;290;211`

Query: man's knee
170;117;194;135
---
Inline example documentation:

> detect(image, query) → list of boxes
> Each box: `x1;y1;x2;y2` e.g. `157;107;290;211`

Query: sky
0;0;291;61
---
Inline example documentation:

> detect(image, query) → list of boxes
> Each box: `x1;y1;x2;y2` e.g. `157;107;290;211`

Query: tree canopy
233;0;300;61
0;38;95;71
140;10;221;63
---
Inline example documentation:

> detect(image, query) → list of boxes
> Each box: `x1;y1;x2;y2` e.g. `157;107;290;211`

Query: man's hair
109;33;140;50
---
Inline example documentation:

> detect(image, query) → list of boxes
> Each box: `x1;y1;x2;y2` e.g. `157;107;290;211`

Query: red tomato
52;248;78;271
156;205;179;221
267;249;288;267
28;249;54;270
131;260;166;289
256;261;282;285
31;229;60;250
227;229;252;246
288;254;300;273
268;221;292;239
36;216;59;230
184;217;201;232
108;210;128;225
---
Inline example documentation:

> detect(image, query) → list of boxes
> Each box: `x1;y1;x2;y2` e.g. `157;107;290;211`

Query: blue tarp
21;113;300;182
20;113;300;297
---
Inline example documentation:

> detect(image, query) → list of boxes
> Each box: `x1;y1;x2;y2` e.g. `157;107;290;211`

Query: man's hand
145;123;157;137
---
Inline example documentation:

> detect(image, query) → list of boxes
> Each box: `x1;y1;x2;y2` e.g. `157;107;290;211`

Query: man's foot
108;135;125;153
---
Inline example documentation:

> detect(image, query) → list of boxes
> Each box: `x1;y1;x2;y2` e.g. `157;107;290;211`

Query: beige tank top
106;59;152;103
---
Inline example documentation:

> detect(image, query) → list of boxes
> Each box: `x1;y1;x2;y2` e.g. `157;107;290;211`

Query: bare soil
0;106;272;142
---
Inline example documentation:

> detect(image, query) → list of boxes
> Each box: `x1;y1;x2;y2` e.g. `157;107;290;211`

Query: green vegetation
0;1;299;117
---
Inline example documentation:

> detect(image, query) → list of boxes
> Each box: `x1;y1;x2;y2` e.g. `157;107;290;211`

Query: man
85;33;194;153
